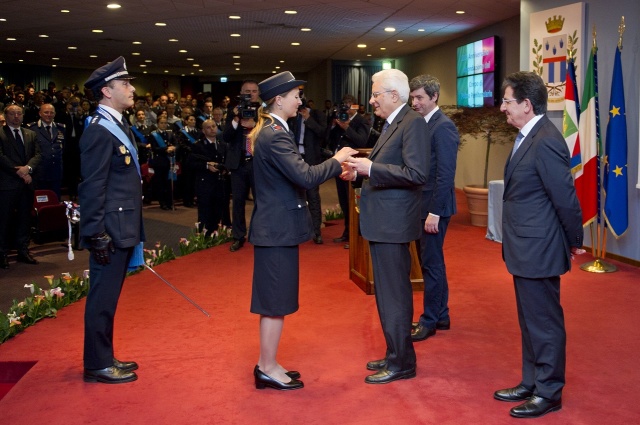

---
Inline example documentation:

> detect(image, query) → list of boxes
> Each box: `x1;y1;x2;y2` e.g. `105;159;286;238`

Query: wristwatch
27;166;33;174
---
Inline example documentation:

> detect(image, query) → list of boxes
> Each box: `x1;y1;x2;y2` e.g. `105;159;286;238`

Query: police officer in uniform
79;56;144;384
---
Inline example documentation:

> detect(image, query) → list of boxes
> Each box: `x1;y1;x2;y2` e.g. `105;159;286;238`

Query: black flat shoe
365;367;416;384
366;358;387;371
230;239;245;252
510;396;561;418
412;320;450;331
253;366;303;391
17;252;38;265
494;384;534;402
113;358;138;372
83;366;137;384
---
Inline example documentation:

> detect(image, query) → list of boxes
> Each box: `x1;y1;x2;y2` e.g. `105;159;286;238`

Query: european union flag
603;46;628;238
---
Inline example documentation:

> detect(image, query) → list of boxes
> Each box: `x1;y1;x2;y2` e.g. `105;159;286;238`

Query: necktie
13;128;23;145
381;121;389;135
46;125;52;139
511;132;524;158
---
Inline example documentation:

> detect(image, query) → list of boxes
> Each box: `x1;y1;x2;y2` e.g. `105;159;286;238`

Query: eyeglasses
501;98;519;105
371;90;393;99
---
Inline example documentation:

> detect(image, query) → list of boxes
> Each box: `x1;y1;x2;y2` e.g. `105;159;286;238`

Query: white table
486;180;504;243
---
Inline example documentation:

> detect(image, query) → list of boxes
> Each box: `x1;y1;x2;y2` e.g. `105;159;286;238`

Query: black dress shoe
83;366;137;384
411;324;436;341
17;251;38;265
230;239;245;252
253;366;303;391
412;320;450;331
0;255;8;269
286;370;301;380
313;235;323;244
113;358;138;372
365;367;416;384
510;396;561;418
333;236;348;243
366;358;387;371
494;384;534;402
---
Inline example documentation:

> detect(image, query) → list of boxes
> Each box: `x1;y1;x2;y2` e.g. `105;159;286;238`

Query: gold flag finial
592;24;597;49
618;16;625;50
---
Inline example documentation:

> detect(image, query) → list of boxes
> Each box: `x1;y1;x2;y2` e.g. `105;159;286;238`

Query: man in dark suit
327;94;370;247
344;69;428;384
29;103;65;199
79;56;144;384
408;75;459;342
188;119;229;234
289;101;327;243
493;72;583;418
223;79;260;252
0;104;42;269
148;116;177;210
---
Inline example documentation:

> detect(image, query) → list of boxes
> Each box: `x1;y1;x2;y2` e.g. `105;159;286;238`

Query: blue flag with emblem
603;45;628;238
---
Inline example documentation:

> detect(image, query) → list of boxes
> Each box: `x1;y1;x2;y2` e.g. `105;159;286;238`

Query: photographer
223;79;261;252
188;119;229;235
327;94;370;246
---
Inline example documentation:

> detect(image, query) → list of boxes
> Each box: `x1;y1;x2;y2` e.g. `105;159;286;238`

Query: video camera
236;94;260;119
331;103;351;122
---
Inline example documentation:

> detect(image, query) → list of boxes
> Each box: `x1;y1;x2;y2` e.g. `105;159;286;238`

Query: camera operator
288;92;327;244
223;79;261;252
327;94;370;247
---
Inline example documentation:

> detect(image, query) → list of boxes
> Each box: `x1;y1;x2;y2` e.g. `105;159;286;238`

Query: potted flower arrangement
446;105;518;226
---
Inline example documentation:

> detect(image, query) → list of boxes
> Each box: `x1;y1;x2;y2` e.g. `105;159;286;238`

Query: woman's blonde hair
247;97;277;152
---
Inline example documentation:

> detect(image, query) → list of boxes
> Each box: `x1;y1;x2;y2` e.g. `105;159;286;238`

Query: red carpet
1;201;639;424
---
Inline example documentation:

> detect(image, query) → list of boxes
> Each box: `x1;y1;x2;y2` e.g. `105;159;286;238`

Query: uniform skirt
250;245;299;316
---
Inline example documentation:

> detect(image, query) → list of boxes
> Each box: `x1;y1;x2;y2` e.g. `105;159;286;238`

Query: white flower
24;284;35;294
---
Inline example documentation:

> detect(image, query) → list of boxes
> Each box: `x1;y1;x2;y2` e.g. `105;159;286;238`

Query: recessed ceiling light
132;41;142;45
230;33;240;37
236;68;240;71
456;10;465;14
145;59;152;63
132;52;140;56
186;58;194;61
397;39;403;42
92;29;103;33
357;44;366;48
68;46;77;49
198;69;203;72
52;57;59;60
251;45;260;49
6;37;16;41
291;42;300;46
384;27;396;32
272;71;277;74
229;15;241;19
191;72;195;75
164;70;169;73
52;64;57;67
143;71;148;74
155;22;167;26
107;4;121;9
181;74;185;77
179;49;187;53
169;39;178;42
61;10;70;13
367;54;372;57
233;62;240;65
193;64;199;67
418;29;425;32
90;55;98;58
140;64;146;67
233;55;241;59
380;47;386;50
0;18;6;22
26;50;34;53
275;66;280;69
39;34;48;38
301;28;311;32
284;10;297;14
280;60;285;63
18;59;23;62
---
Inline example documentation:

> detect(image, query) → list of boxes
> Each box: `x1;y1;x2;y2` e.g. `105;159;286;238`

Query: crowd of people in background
0;77;384;253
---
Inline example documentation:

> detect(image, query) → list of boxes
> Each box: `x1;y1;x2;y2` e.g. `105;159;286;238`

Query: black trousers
230;160;255;241
369;241;416;371
0;188;33;254
83;247;133;369
415;216;451;328
513;275;565;401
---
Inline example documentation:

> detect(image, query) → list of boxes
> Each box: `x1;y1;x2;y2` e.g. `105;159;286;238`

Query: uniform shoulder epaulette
27;121;38;128
89;115;102;125
55;122;66;129
269;123;285;132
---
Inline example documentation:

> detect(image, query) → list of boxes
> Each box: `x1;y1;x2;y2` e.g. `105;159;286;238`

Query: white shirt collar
520;114;544;138
424;105;440;123
269;113;290;132
385;103;407;126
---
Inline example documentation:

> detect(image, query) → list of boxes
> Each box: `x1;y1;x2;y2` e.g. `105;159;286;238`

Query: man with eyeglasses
494;71;583;418
0;104;42;269
343;69;428;384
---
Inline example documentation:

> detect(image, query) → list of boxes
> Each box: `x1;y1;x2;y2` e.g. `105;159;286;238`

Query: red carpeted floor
1;205;639;424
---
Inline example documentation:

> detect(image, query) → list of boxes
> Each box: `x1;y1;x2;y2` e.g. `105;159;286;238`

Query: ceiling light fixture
39;34;48;38
284;10;297;14
68;46;77;49
233;55;241;59
132;41;142;44
397;39;403;42
169;39;178;42
186;58;194;61
26;50;34;53
155;22;167;26
107;4;121;9
145;59;152;63
291;42;300;46
357;44;366;48
132;52;140;56
61;10;70;13
418;29;425;32
6;37;16;41
230;33;240;37
90;55;97;58
301;28;311;32
456;10;465;14
179;49;187;53
384;27;395;32
92;29;103;33
229;15;240;19
251;45;259;49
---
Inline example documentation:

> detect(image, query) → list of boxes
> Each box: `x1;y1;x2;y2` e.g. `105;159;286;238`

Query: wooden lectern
347;150;424;295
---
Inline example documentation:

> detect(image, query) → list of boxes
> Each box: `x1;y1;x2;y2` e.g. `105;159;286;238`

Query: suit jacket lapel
369;104;409;159
504;116;547;184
